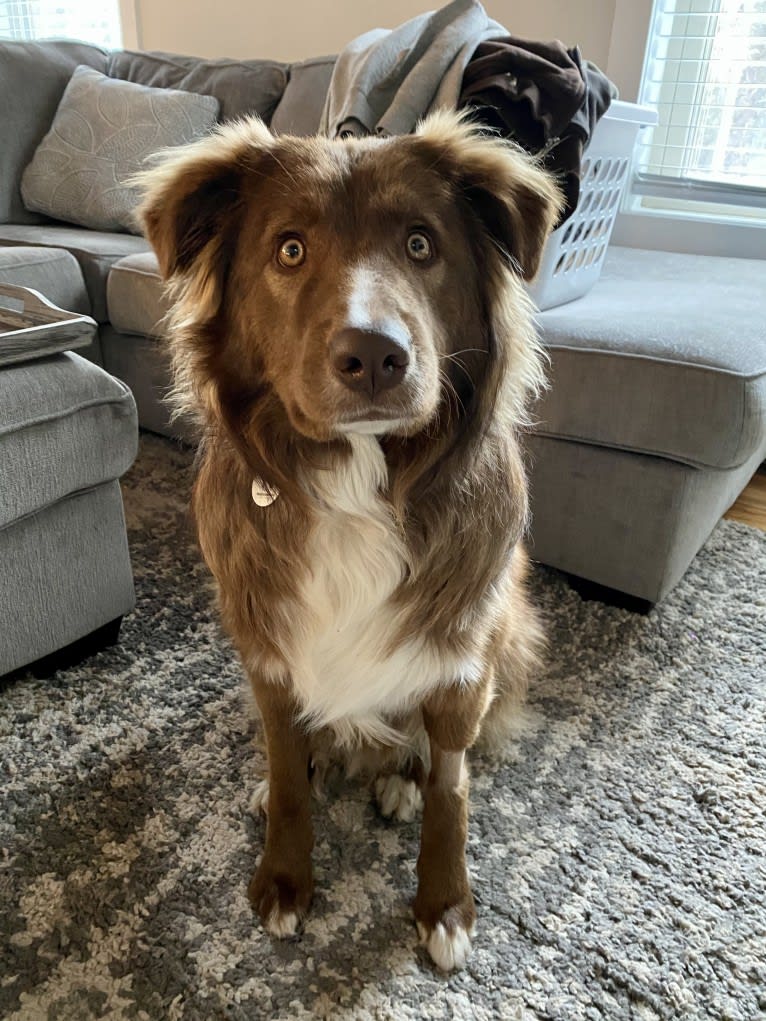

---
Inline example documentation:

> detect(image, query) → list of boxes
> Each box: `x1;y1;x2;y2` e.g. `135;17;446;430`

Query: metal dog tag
251;477;279;507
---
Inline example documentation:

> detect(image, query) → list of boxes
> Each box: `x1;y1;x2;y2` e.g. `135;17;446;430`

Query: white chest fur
283;435;475;746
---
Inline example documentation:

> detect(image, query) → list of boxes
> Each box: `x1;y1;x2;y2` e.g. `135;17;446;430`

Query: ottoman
529;247;766;603
0;349;138;676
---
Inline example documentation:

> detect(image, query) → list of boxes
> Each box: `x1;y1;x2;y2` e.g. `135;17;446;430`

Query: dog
137;110;562;971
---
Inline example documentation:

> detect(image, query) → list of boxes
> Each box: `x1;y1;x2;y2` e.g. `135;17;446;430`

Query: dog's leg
248;680;314;938
414;680;489;971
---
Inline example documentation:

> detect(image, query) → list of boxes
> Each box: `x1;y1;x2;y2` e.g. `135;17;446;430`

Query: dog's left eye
277;236;306;268
406;231;433;263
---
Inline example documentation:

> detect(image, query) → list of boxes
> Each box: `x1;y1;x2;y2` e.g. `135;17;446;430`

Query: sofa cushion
0;245;91;316
271;56;335;136
535;246;766;470
0;40;108;225
108;246;766;472
21;64;219;234
107;251;166;337
0;351;137;530
108;49;288;124
0;224;150;322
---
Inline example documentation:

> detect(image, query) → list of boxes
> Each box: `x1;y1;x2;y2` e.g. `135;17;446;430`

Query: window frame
606;0;766;257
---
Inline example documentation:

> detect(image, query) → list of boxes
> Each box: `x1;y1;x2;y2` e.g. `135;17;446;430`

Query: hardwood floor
725;468;766;530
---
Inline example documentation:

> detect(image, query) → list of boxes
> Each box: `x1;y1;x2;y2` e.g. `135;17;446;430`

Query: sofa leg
28;616;124;679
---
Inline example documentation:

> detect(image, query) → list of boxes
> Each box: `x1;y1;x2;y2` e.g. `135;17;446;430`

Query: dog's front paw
416;906;476;971
248;859;313;938
249;777;270;816
374;773;423;822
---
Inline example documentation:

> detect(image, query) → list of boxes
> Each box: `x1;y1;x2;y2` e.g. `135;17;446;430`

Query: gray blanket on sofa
319;0;505;138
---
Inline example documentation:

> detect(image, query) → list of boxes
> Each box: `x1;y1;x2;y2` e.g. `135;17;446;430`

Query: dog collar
251;477;279;507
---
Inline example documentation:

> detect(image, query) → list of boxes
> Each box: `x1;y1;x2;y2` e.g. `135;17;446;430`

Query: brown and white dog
137;111;562;972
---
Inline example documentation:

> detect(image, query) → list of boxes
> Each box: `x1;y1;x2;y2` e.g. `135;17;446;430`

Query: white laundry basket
526;100;658;311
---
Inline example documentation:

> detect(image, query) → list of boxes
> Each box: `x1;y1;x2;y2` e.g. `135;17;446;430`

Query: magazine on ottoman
0;284;96;366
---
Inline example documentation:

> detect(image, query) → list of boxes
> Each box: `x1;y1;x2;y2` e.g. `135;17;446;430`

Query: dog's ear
415;111;564;281
138;160;241;281
135;117;275;313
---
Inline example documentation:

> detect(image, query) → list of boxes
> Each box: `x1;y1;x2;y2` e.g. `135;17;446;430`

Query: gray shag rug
1;433;765;1021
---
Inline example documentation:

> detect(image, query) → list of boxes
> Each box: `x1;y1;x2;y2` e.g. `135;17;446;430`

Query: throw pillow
20;64;219;234
107;49;288;124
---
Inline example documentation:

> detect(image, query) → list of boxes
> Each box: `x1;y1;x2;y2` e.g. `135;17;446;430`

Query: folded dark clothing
459;36;615;224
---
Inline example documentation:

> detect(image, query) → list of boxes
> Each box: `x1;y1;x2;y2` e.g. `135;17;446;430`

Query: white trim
633;175;766;209
612;210;766;260
117;0;140;49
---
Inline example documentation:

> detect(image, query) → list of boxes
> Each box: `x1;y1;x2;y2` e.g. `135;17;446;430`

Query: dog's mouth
287;395;421;442
324;379;440;439
336;413;412;436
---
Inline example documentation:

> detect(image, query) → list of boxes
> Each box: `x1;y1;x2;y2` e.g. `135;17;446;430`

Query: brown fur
137;111;561;969
414;745;475;937
247;682;314;927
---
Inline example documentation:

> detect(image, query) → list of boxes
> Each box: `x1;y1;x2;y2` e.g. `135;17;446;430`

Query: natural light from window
0;0;122;48
685;0;765;188
634;0;766;217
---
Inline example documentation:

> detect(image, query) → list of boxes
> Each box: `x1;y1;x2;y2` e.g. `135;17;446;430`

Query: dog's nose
329;328;410;398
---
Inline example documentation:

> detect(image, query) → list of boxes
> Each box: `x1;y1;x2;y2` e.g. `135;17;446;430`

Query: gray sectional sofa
1;39;764;617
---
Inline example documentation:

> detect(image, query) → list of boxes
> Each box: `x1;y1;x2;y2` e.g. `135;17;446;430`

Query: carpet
1;433;764;1021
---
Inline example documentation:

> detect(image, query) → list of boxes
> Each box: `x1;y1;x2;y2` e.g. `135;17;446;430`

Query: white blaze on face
345;262;384;332
336;261;442;437
344;263;410;349
336;262;415;437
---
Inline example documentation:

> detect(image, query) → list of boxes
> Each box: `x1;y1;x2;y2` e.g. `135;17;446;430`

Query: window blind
0;0;122;48
635;0;766;209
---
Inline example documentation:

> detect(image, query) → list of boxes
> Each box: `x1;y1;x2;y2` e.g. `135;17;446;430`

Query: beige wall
134;0;618;68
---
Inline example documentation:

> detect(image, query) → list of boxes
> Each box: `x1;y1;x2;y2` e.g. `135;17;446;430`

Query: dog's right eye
406;230;433;263
277;237;306;268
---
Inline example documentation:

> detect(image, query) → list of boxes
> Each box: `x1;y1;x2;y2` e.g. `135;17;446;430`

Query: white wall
606;0;654;102
133;0;618;68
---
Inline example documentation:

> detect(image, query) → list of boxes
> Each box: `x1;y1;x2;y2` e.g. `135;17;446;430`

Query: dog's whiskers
441;356;477;398
267;151;302;190
247;160;301;197
438;368;467;421
440;348;487;360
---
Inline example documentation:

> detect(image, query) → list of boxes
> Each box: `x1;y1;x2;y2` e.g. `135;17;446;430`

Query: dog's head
138;113;561;493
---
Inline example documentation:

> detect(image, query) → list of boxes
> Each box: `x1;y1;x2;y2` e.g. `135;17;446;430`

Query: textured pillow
21;64;219;234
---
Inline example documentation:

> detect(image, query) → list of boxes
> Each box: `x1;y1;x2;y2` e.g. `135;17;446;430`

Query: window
631;0;766;221
0;0;122;48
